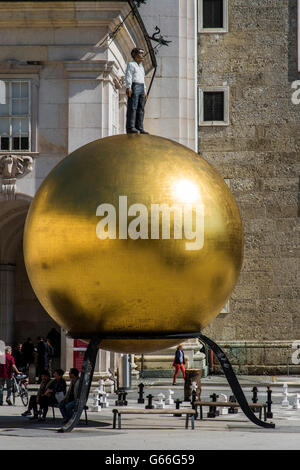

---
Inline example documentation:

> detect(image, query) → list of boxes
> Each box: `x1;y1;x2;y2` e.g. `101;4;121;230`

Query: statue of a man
125;47;149;134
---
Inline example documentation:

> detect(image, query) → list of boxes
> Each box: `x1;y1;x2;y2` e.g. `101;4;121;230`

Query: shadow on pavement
0;415;111;431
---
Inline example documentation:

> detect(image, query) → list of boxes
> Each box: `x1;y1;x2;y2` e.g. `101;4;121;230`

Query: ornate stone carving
0;154;33;200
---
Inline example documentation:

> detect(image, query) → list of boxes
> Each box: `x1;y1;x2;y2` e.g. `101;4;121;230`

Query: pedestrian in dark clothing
36;337;50;382
12;343;26;371
21;370;51;419
22;338;35;371
46;328;61;359
38;369;66;421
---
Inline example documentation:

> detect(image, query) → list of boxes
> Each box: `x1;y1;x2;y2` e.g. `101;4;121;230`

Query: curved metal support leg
199;334;275;429
57;337;100;433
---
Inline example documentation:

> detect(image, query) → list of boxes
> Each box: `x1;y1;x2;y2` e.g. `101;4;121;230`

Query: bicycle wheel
20;385;29;407
12;380;17;405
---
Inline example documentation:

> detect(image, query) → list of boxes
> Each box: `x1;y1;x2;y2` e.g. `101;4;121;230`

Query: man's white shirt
125;61;146;93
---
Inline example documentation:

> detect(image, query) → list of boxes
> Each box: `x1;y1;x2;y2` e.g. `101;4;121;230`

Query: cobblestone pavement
1;376;300;450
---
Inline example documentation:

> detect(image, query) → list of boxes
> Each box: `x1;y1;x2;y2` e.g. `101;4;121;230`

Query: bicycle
12;373;29;407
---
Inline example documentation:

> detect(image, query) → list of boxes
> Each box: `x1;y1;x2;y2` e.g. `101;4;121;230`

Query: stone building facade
197;0;300;374
0;0;200;376
0;0;299;376
0;0;158;376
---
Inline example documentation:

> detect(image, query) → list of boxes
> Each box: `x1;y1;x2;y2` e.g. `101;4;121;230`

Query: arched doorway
0;194;59;348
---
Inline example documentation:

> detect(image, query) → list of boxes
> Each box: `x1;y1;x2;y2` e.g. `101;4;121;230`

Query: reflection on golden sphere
24;135;243;353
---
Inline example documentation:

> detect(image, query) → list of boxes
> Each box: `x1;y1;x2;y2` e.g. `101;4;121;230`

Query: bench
112;408;196;430
51;404;89;424
193;401;267;421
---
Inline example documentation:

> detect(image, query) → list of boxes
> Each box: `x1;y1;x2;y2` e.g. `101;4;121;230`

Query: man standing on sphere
125;48;149;134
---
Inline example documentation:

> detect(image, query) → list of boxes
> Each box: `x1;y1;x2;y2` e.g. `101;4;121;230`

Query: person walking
0;346;22;405
12;343;25;372
172;344;186;385
36;337;50;382
59;368;80;423
125;47;149;134
22;337;35;372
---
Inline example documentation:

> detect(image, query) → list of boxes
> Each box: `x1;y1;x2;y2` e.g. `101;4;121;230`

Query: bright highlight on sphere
172;178;200;204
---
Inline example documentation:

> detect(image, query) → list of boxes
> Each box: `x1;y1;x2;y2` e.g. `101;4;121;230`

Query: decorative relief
0;154;33;200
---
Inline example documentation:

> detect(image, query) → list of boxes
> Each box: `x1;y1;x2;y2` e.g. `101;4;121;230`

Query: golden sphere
24;135;243;353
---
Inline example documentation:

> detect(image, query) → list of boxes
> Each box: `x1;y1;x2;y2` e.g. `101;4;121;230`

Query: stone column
119;88;127;134
60;328;73;371
0;264;15;345
130;354;139;380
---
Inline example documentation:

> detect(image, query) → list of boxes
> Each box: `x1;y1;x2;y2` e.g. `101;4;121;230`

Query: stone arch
0;194;58;347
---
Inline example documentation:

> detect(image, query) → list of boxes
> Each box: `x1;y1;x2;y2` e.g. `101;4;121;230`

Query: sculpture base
58;332;275;432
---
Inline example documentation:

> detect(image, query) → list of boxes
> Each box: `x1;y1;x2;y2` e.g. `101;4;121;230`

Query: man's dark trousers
126;83;145;132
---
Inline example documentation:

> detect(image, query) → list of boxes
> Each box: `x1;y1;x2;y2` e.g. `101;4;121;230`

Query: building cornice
0;1;156;73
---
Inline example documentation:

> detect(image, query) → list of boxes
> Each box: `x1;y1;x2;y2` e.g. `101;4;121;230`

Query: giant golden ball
24;135;243;353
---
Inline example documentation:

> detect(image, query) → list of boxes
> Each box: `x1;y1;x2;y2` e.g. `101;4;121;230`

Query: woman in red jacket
172;344;186;385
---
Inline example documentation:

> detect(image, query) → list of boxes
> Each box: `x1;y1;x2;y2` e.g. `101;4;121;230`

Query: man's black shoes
127;128;149;134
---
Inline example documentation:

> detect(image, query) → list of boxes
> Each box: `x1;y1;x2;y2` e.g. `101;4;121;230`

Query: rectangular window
203;0;223;28
199;86;229;126
0;80;31;151
198;0;228;33
203;92;224;121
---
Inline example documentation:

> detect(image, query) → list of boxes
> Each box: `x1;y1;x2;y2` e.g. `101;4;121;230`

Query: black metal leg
118;413;121;429
113;410;117;429
199;334;275;429
264;405;267;422
185;414;188;429
57;337;100;433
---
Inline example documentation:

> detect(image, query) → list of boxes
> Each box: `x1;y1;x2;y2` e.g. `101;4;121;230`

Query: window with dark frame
0;80;30;151
203;91;224;121
203;0;224;29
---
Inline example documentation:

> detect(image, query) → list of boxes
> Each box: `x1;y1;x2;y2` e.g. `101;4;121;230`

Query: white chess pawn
101;391;110;408
219;393;228;415
156;393;165;409
166;389;174;405
91;390;102;412
293;393;300;410
281;383;290;408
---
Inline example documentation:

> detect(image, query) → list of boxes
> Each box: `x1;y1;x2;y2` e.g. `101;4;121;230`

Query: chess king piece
125;47;149;134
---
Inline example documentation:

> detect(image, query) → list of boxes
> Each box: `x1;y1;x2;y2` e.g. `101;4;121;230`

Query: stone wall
199;0;300;373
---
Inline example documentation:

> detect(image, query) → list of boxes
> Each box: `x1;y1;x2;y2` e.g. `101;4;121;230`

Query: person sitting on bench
21;370;51;419
59;368;80;424
38;368;66;421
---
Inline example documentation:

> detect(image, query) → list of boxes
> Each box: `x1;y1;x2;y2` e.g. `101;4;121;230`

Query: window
0;80;31;151
198;86;229;126
198;0;228;33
